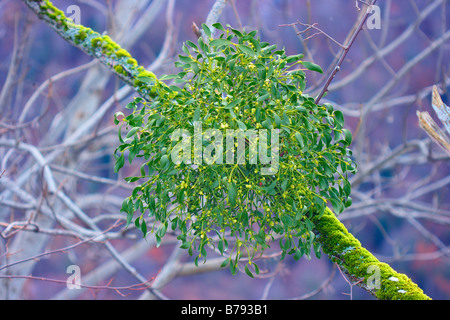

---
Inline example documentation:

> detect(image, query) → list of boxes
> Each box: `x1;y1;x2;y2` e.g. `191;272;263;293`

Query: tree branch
312;208;431;300
202;0;229;40
21;0;160;101
314;0;377;104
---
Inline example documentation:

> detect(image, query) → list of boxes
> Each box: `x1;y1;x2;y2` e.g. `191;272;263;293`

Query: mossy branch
22;0;159;101
312;208;431;300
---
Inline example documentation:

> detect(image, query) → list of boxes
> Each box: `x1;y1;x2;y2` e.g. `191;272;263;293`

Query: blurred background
0;0;449;300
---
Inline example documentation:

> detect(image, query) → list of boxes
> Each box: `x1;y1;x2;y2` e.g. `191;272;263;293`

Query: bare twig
336;264;364;300
280;21;346;49
0;274;155;296
290;265;336;300
0;221;122;272
0;13;32;116
314;0;377;104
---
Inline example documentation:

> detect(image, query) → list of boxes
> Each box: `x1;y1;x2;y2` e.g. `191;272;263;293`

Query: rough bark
22;0;159;101
312;208;431;300
20;0;432;300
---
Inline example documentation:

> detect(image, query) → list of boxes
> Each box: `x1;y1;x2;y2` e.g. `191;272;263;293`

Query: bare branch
314;0;377;104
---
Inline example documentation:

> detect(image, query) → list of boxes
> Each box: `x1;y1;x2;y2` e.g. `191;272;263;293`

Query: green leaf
253;262;260;275
155;234;162;247
313;242;322;259
286;54;304;63
245;264;254;278
201;244;207;258
134;216;140;229
343;179;351;197
273;112;282;128
125;176;140;183
329;198;344;214
198;37;208;53
220;258;230;268
180;241;191;249
261;119;272;130
224;98;242;109
190;61;200;74
257;93;270;102
341;128;353;145
301;61;323;73
334;110;345;128
237;44;256;57
141;219;147;237
186;40;198;50
263;179;277;195
295;106;307;113
160;154;169;169
261;44;277;53
236;119;247;131
282;111;290;126
294;248;304;261
126;127;139;139
140;163;147;177
318;177;328;190
218;240;224;255
182;43;190;55
125;102;135;110
136;76;155;84
295;132;305;148
121;199;133;227
160;74;180;81
248;38;261;53
193;106;201;121
228;182;237;207
202;23;211;38
171;217;178;231
114;153;125;173
157;222;167;238
126;211;133;227
345;196;353;208
178;55;193;64
156;115;166;127
114;112;124;125
209;39;234;48
229;260;237;275
281;178;288;192
212;22;225;31
228;26;243;37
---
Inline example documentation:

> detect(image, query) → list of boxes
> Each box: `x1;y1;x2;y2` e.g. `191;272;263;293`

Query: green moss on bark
24;0;159;100
312;208;431;300
114;65;126;76
115;48;131;58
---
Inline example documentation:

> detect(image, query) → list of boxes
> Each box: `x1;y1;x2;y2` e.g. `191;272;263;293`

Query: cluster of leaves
114;23;356;277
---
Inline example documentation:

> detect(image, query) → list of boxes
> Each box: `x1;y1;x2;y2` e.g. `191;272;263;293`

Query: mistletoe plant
114;23;356;276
